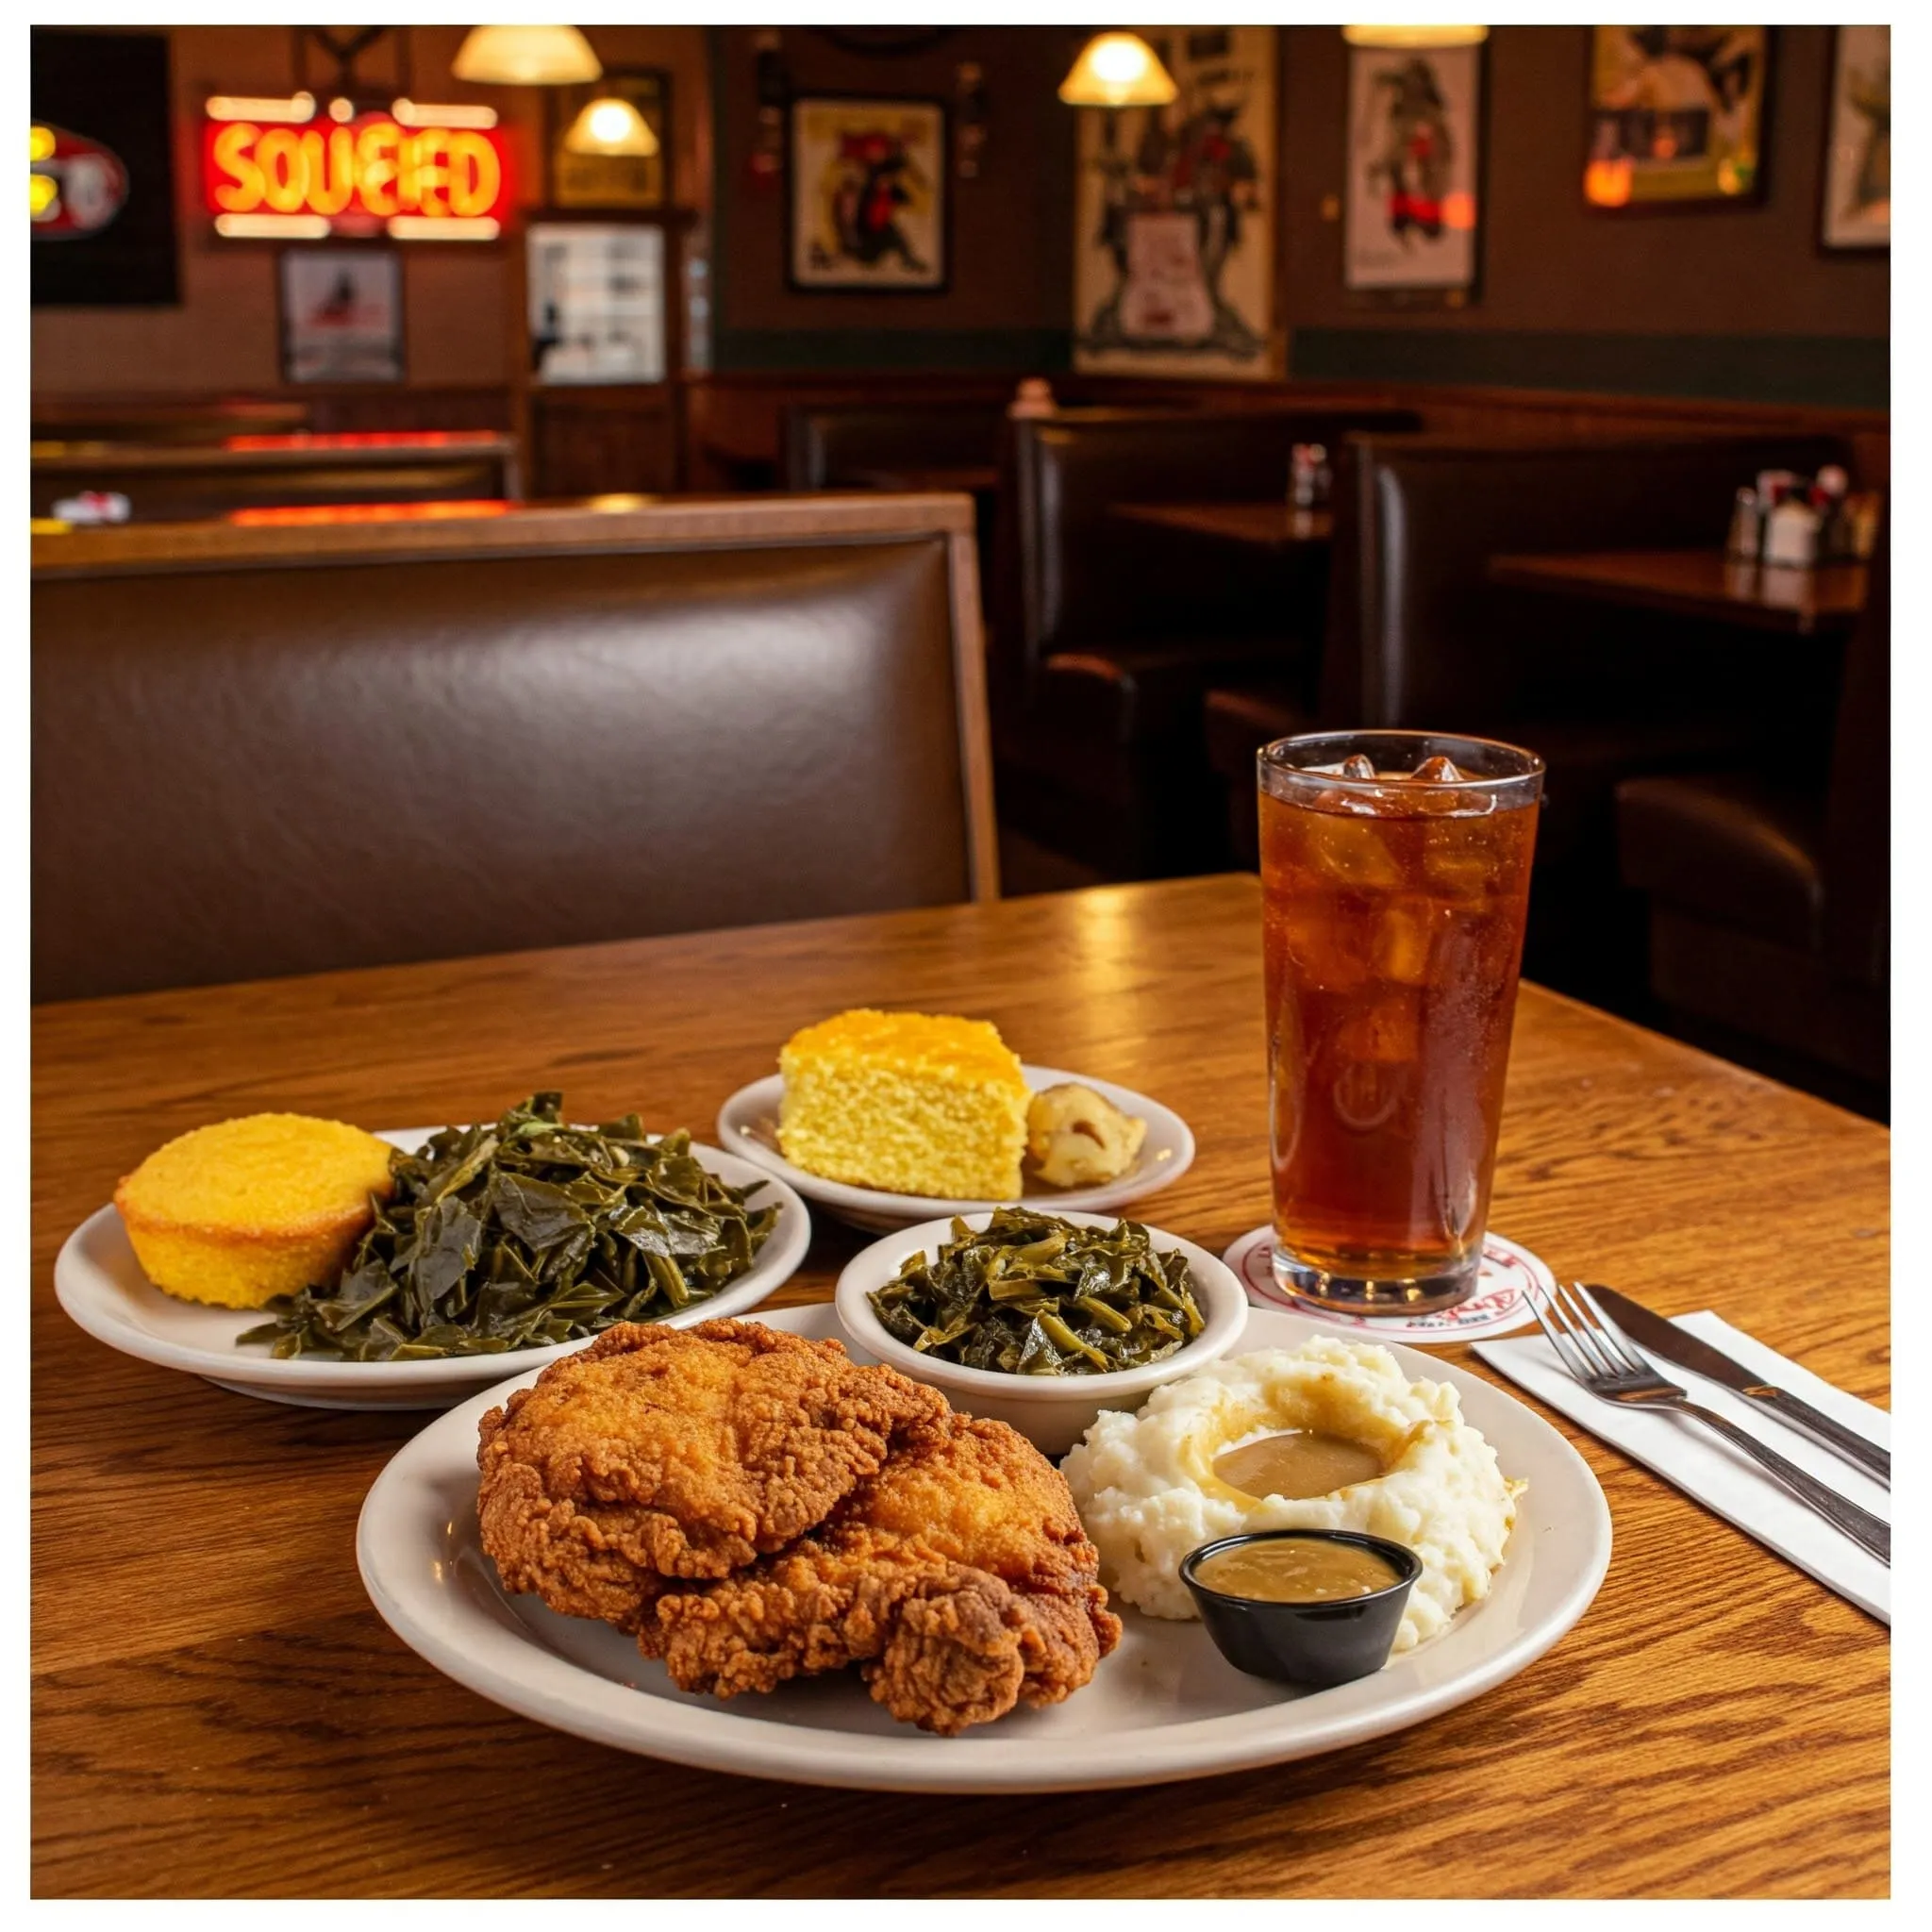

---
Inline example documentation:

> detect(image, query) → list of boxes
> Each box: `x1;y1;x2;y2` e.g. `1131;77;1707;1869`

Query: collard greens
867;1207;1205;1377
240;1092;778;1360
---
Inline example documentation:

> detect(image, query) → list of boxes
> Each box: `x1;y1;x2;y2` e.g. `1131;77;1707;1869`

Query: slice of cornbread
778;1009;1031;1200
114;1113;397;1308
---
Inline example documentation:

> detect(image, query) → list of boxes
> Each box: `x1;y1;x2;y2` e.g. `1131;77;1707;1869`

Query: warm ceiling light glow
1341;26;1490;49
393;97;499;129
563;95;658;157
213;210;331;238
452;25;601;86
387;213;501;241
206;92;315;123
1058;32;1178;108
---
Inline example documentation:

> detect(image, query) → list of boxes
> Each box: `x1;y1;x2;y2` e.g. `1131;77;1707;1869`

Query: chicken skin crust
645;1410;1124;1734
475;1320;947;1632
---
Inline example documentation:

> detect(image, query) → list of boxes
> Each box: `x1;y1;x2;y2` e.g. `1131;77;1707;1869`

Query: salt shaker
1725;486;1763;560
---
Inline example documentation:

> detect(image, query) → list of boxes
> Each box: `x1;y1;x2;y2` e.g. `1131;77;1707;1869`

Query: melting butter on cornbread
114;1113;396;1308
778;1009;1031;1199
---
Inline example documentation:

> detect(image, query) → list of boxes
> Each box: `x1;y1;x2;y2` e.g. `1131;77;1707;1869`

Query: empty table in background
1110;502;1334;553
1487;548;1870;639
841;464;1001;495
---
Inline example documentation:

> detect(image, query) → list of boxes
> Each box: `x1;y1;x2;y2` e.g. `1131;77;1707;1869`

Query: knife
1588;1285;1890;1487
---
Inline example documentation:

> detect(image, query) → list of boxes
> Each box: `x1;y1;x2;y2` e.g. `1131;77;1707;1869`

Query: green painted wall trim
713;326;1073;373
1291;326;1889;410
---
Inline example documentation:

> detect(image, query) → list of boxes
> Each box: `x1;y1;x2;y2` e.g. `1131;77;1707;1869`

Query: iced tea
1258;732;1542;1312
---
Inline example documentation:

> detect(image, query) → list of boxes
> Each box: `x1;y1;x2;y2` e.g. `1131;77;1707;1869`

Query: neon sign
202;101;511;240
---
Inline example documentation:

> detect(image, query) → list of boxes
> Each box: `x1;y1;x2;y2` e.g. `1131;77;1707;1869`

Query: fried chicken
475;1319;947;1632
645;1409;1124;1735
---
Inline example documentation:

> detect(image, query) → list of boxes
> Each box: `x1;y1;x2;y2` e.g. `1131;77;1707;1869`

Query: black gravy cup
1181;1530;1422;1688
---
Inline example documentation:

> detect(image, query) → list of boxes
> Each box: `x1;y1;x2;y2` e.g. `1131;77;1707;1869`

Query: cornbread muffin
779;1009;1030;1199
114;1113;396;1308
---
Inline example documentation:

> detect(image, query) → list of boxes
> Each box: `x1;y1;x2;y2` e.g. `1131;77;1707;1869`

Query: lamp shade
1058;32;1178;108
1341;25;1489;49
452;25;602;86
563;95;659;157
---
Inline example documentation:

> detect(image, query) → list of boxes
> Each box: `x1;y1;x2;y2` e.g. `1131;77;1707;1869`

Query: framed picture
787;95;947;292
31;27;178;307
1073;26;1277;379
526;222;668;386
548;68;669;210
1584;26;1769;208
1821;26;1889;251
279;248;402;384
1343;39;1482;299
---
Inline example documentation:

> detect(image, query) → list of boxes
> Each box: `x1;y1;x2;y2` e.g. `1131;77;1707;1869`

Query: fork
1528;1280;1890;1568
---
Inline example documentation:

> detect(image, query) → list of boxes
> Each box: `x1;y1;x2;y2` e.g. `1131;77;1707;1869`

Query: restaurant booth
31;22;1890;1907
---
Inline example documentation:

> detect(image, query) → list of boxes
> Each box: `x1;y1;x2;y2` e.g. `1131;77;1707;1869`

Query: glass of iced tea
1258;731;1543;1314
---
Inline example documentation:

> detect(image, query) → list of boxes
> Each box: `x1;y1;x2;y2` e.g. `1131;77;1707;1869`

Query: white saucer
716;1065;1194;1232
357;1303;1612;1792
53;1128;811;1410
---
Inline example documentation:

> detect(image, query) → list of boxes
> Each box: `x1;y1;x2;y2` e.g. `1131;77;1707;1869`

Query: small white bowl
834;1209;1248;1456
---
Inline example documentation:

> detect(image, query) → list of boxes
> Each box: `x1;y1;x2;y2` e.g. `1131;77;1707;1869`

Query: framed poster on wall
1821;25;1889;250
1584;26;1769;208
279;249;403;384
788;95;947;291
548;69;670;210
1343;39;1482;298
1072;25;1277;379
526;222;668;385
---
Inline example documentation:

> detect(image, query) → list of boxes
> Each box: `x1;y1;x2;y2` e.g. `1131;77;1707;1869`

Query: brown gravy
1195;1539;1399;1604
1213;1429;1386;1500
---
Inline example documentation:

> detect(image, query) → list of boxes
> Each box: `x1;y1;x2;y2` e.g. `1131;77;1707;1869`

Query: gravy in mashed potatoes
1213;1429;1386;1501
1063;1337;1521;1654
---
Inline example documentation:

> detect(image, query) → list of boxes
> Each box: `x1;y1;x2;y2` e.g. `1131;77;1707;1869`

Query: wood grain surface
1110;502;1335;552
30;875;1890;1899
1487;548;1869;638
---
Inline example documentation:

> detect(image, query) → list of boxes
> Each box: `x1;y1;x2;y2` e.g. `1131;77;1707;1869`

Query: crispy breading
646;1410;1124;1734
475;1319;947;1632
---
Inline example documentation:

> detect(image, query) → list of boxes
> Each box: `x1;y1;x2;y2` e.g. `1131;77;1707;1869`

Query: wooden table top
1488;547;1870;638
31;875;1889;1898
1113;501;1335;551
841;463;1001;494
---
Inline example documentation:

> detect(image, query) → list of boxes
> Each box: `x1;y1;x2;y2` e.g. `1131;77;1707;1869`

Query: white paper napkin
1475;1310;1890;1624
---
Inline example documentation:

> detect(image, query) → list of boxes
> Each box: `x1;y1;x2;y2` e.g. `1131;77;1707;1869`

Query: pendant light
563;94;659;157
452;25;602;86
1341;26;1489;49
1058;31;1178;108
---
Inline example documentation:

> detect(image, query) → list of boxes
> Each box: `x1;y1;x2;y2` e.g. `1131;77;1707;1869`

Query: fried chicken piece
476;1319;947;1632
646;1410;1124;1734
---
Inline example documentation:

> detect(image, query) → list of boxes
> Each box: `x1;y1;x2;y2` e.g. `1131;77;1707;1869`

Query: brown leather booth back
1823;515;1889;989
34;530;981;1001
1335;433;1850;725
999;408;1421;686
781;404;1007;490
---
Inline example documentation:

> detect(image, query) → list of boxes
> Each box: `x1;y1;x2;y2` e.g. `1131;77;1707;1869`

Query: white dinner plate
357;1304;1611;1792
715;1065;1194;1231
53;1128;810;1412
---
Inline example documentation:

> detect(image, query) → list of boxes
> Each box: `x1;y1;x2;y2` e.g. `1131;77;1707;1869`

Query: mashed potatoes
1062;1339;1520;1654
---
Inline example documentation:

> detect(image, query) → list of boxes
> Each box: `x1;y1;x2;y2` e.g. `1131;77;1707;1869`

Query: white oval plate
716;1065;1195;1232
357;1304;1611;1792
54;1128;811;1411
